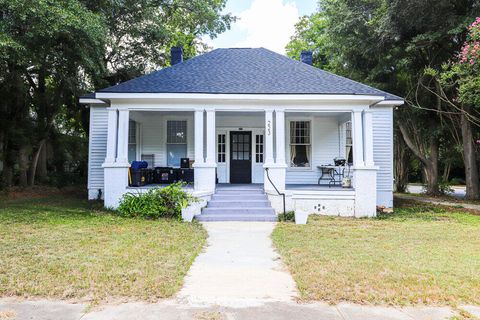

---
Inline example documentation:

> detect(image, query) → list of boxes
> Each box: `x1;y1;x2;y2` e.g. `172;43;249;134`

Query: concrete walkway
177;222;298;306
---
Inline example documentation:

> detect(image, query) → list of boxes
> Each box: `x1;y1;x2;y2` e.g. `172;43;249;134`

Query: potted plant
342;176;352;188
294;209;309;224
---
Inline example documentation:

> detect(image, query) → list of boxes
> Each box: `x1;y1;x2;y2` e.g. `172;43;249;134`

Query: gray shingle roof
97;48;402;101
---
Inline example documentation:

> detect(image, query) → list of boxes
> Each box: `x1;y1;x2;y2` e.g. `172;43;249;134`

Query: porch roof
91;48;402;102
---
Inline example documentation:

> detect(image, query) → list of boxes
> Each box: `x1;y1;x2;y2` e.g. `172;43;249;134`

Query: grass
0;192;207;303
272;199;480;306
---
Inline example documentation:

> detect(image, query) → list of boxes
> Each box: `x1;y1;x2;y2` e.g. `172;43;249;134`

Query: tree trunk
37;141;48;182
18;146;29;187
461;105;479;200
399;123;440;195
394;130;409;192
442;162;451;182
2;164;13;187
28;139;46;186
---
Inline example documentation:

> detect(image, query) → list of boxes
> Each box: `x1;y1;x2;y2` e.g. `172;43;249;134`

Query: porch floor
127;183;353;191
286;184;354;191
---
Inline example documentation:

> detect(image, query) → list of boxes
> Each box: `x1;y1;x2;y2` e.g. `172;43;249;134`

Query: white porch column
264;109;274;165
264;109;286;199
115;109;130;165
103;107;129;209
193;108;216;193
275;110;286;165
104;108;118;165
352;110;364;167
352;108;378;218
363;110;375;167
205;109;216;165
194;109;204;164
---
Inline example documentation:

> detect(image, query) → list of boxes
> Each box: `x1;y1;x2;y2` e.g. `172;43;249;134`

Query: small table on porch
317;165;346;187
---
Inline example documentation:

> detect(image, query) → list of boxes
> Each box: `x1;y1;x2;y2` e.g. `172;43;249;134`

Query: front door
230;131;252;183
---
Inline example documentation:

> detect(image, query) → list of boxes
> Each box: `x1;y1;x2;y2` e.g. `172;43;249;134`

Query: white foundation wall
87;106;108;200
372;107;394;207
285;116;341;184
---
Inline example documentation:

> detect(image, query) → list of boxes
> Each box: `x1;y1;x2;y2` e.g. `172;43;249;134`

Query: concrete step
211;194;268;201
201;207;276;215
207;200;271;208
215;189;264;194
196;214;277;222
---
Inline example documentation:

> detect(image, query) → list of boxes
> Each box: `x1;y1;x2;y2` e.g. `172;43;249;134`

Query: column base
103;163;130;209
353;166;378;217
263;163;287;193
193;162;217;193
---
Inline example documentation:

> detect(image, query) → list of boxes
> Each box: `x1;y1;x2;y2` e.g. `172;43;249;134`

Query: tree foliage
0;0;233;188
287;0;480;197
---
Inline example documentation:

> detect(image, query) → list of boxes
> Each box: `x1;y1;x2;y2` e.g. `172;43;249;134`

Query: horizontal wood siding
88;106;108;195
372;107;394;206
140;113;194;167
286;116;341;184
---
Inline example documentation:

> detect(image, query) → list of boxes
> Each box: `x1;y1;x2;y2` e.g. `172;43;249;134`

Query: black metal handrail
264;167;286;216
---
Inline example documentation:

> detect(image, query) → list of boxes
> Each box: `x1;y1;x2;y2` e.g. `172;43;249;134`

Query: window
167;120;187;167
345;121;353;164
289;121;311;168
217;134;226;163
255;134;264;163
128;120;137;163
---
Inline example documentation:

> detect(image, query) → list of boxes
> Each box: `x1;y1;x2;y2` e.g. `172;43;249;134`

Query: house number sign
267;120;271;136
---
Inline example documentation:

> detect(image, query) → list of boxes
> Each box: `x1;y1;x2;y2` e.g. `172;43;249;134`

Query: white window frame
166;120;188;167
217;133;226;163
287;119;313;170
345;121;353;164
128;120;142;163
255;134;264;163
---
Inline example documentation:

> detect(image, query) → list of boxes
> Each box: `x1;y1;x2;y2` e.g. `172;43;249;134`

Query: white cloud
209;0;300;54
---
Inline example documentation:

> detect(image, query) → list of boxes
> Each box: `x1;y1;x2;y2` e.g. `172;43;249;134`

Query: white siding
140;113;194;167
87;106;108;199
372;106;394;207
286;116;341;184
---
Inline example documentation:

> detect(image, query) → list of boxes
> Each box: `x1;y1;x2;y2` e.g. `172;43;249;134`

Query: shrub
117;182;198;220
278;211;295;222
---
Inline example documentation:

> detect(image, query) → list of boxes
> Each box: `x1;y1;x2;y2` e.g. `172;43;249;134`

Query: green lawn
0;193;207;303
272;199;480;306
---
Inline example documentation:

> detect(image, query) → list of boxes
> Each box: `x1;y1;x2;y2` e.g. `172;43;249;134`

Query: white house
80;47;403;221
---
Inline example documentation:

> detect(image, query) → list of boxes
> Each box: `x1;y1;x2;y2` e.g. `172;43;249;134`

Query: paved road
407;184;466;198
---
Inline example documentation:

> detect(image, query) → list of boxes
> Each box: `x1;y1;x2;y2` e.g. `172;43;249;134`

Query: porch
102;104;377;217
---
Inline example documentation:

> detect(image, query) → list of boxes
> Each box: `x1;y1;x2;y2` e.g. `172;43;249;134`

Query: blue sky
204;0;318;54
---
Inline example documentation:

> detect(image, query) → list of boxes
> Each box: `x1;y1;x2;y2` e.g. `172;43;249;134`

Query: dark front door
230;131;252;184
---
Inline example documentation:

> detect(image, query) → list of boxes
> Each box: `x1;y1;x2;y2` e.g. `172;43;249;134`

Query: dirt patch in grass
0;195;207;303
272;199;480;306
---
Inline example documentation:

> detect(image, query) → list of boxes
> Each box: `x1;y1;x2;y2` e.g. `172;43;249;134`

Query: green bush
117;183;198;220
278;211;295;222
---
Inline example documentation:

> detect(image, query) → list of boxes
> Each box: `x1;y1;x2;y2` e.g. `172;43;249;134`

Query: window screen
167;120;187;167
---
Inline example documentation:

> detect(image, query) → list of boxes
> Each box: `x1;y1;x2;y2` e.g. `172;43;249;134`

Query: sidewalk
2;298;478;320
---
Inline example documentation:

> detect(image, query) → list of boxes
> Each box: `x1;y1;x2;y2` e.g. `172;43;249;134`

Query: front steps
196;186;277;222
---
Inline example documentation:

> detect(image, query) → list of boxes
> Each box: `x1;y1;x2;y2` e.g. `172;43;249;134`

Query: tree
428;17;480;199
0;0;233;188
286;0;480;195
